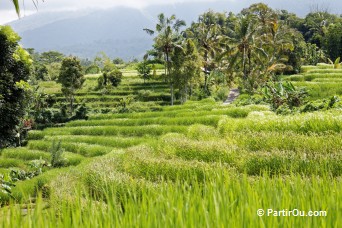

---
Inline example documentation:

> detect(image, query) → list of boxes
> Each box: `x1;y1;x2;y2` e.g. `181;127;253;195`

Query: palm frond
143;28;155;36
12;0;20;16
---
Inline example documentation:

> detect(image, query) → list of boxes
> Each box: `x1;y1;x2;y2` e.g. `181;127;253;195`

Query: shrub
214;87;230;101
49;141;65;168
107;69;123;87
137;90;152;101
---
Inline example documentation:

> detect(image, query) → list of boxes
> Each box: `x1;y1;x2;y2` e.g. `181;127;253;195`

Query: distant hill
8;0;342;60
10;7;155;60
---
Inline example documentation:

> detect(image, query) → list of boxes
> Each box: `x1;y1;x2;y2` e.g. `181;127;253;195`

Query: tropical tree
144;13;186;105
177;39;201;103
0;25;32;148
323;22;342;61
226;14;260;86
186;11;225;94
136;60;152;84
58;56;85;113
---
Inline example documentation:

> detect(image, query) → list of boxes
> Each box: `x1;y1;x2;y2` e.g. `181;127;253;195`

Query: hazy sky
0;0;340;24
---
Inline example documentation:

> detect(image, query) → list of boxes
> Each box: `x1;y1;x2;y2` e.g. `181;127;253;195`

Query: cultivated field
0;67;341;227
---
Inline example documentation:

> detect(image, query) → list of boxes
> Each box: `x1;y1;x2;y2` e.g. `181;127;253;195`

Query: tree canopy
0;26;32;148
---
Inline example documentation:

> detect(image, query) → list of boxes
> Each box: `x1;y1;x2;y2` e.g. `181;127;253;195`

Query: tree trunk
70;94;74;114
204;51;209;93
170;82;174;106
243;47;247;80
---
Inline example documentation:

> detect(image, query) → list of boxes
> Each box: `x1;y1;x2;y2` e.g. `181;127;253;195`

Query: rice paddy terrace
285;64;342;100
39;70;171;113
0;67;341;227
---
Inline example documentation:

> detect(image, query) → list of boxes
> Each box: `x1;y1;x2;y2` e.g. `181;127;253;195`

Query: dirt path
223;88;240;105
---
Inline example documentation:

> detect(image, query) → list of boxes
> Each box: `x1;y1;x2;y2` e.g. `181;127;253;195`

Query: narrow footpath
223;88;240;105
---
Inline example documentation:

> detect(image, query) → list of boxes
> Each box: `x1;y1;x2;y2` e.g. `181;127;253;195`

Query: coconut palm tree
186;11;225;94
144;13;186;105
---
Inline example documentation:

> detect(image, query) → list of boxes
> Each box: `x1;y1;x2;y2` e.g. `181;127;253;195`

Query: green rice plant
317;63;334;69
230;131;342;154
187;124;220;140
28;140;112;157
301;65;318;72
9;167;71;204
160;133;235;163
44;125;189;137
1;148;50;161
218;111;342;134
0;158;25;169
27;131;45;140
308;67;342;72
44;135;147;149
301;83;342;99
241;150;342;176
1;173;340;227
118;145;220;183
66;115;221;128
284;75;305;82
63;152;85;166
58;142;112;157
27;141;51;152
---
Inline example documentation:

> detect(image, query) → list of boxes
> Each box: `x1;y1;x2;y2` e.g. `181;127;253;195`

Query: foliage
116;96;134;113
323;23;342;61
85;65;101;74
0;174;15;199
263;81;308;111
107;69;123;87
49;140;65;168
0;25;32;148
302;43;326;65
113;57;125;65
144;13;186;105
136;61;152;84
39;51;65;64
58;56;85;113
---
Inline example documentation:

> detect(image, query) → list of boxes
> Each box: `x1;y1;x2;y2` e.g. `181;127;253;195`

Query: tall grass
1;173;340;227
219;111;342;134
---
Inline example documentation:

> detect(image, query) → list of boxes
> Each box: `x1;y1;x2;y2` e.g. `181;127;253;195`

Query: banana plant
263;81;307;110
0;174;16;199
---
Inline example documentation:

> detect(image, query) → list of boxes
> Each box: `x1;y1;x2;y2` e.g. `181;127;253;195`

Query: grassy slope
0;67;341;227
284;65;342;100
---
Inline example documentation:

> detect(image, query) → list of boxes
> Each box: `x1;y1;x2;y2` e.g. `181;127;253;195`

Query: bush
214;87;229;101
137;90;152;101
49;141;65;168
107;69;123;87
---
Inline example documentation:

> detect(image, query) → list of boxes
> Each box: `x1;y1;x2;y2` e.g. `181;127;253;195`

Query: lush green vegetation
1;2;342;227
0;95;341;226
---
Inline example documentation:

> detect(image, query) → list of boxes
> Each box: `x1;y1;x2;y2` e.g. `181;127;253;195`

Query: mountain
10;7;155;60
8;0;342;60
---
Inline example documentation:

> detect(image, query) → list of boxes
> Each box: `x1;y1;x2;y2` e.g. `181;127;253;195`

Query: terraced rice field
0;98;341;226
39;70;171;112
284;65;342;100
0;67;341;227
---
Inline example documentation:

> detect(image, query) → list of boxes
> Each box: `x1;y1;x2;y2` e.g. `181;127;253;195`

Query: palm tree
228;14;261;82
144;13;186;105
186;11;225;94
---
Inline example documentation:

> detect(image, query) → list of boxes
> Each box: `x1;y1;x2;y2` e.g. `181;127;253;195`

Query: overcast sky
1;0;340;24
